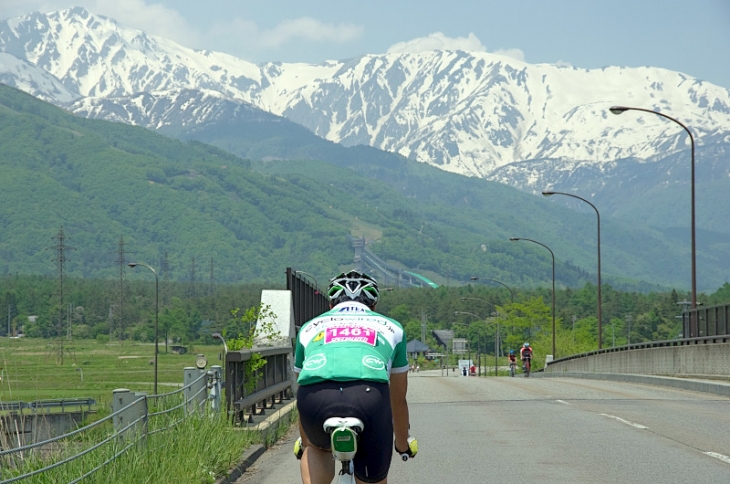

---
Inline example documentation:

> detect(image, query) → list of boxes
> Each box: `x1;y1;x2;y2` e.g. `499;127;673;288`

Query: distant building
406;339;431;360
431;330;454;351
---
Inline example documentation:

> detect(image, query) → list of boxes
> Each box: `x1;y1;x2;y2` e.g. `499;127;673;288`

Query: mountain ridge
2;8;730;175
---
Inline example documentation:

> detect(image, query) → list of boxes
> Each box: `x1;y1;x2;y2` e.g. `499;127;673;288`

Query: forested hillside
0;82;721;291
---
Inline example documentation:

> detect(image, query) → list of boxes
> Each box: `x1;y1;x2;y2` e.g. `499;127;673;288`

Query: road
236;370;730;483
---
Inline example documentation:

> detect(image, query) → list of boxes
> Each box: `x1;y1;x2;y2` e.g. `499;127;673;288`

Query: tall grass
0;407;259;483
0;338;296;483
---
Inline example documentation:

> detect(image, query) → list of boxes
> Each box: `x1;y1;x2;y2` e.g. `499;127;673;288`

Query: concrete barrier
536;372;730;397
546;342;730;380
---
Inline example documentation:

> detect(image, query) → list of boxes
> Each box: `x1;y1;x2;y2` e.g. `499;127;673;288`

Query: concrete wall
546;343;730;379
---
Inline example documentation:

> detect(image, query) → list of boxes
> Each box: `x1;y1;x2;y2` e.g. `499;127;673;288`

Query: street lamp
609;105;697;311
469;277;514;302
128;262;159;394
542;190;603;349
510;237;556;358
212;332;228;373
455;308;499;377
295;270;320;294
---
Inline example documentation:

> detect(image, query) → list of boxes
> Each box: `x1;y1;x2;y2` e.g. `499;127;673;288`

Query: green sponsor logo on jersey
303;353;327;370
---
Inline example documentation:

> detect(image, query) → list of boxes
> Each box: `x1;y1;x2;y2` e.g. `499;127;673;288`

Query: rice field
0;337;227;405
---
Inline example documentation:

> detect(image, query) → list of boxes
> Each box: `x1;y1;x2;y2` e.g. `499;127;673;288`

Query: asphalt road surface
237;370;730;483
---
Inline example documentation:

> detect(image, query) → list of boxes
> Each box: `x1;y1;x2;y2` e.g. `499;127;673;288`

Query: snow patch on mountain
1;8;730;181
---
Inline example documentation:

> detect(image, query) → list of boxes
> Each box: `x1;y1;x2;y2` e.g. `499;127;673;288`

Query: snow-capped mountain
2;7;730;191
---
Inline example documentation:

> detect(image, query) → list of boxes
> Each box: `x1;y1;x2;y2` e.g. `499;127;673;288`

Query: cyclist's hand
293;437;304;460
395;437;418;460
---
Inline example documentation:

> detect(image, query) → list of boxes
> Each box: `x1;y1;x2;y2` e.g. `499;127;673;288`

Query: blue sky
3;0;730;89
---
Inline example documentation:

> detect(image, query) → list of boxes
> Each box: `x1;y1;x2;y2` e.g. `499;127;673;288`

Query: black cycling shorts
297;380;393;483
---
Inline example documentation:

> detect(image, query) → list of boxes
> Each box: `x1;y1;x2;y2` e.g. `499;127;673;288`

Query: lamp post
510;237;556;358
542;190;603;348
212;332;228;374
295;270;320;294
469;277;514;302
128;262;159;394
455;308;499;377
609;105;697;311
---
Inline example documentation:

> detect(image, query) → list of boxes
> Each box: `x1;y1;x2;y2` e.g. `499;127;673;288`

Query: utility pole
188;256;197;298
626;314;633;345
162;250;171;306
114;236;131;342
48;226;74;364
572;315;576;344
420;310;427;343
209;257;215;296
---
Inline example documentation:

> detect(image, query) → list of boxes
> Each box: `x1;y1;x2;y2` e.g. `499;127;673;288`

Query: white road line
705;452;730;465
555;399;572;405
600;414;648;429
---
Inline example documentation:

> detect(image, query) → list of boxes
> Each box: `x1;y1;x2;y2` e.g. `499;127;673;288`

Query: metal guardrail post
184;367;206;413
112;388;147;440
209;365;222;412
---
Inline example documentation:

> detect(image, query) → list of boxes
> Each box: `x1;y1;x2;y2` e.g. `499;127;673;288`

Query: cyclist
508;349;517;374
520;342;533;371
294;270;416;484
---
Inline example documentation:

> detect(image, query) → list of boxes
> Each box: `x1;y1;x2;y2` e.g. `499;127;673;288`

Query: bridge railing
0;398;96;414
286;267;329;330
225;346;293;424
549;333;730;367
682;302;730;338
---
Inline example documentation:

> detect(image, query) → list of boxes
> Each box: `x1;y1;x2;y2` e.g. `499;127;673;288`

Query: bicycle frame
522;357;531;377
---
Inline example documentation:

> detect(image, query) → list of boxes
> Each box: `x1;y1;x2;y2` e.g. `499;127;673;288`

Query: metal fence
0;399;96;414
223;270;327;423
0;366;222;483
682;302;730;338
286;267;329;330
225;346;293;424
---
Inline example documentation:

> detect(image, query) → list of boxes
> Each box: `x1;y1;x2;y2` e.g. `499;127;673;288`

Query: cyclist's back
295;300;406;385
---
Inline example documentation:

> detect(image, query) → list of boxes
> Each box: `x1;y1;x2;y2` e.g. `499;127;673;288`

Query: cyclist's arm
390;371;410;451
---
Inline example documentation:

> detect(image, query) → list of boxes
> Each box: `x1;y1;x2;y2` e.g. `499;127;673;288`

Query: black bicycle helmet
327;270;380;307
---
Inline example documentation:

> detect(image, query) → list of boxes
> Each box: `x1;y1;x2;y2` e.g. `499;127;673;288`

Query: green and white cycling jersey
294;301;409;386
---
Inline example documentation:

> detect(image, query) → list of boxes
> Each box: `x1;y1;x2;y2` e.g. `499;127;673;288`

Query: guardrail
549;334;730;366
286;267;329;330
682;301;730;339
0;367;221;483
225;346;293;424
0;398;96;414
546;333;730;378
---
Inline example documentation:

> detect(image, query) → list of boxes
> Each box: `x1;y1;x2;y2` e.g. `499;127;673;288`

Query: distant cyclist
520;342;533;371
508;349;517;376
294;270;416;484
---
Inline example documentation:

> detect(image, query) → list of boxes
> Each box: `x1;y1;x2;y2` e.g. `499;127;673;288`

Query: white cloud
386;32;526;62
203;16;364;61
0;0;201;47
89;0;196;44
493;48;525;62
387;32;486;54
257;17;363;48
